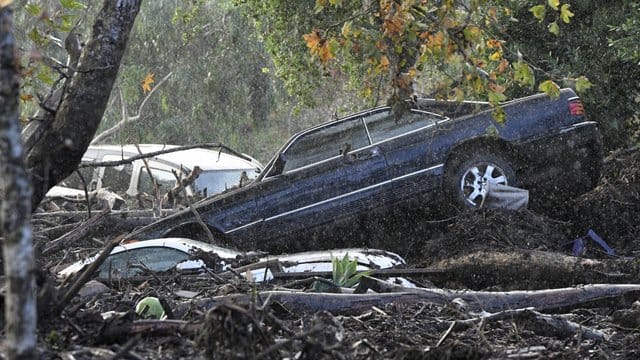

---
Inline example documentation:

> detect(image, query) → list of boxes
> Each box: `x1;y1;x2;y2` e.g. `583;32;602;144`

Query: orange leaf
303;30;322;50
497;59;509;74
318;43;334;62
20;93;34;102
486;39;502;49
303;29;334;63
383;17;403;35
141;73;155;93
380;55;390;69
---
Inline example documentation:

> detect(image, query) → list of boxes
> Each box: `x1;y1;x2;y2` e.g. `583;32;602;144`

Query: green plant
331;253;372;288
135;296;166;319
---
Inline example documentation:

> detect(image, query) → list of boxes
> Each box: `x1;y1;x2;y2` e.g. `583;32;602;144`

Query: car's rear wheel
446;153;517;209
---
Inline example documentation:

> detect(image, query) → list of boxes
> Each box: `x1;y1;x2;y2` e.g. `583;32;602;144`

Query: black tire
445;152;517;209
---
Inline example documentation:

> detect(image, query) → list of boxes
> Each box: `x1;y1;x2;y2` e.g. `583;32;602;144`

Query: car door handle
355;147;381;161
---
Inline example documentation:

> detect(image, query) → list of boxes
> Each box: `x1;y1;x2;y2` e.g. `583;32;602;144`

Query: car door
361;109;446;205
253;116;388;243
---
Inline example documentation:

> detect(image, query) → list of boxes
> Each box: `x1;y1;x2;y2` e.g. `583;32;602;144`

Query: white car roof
84;144;262;171
57;238;406;278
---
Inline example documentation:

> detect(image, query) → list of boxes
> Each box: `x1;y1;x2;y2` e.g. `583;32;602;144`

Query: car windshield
193;169;259;195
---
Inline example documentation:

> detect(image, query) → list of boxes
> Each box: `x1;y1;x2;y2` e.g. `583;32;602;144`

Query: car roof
84;144;261;171
116;237;248;258
118;238;405;267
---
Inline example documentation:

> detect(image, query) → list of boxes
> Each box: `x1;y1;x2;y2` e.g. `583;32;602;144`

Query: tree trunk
0;6;37;359
25;0;142;210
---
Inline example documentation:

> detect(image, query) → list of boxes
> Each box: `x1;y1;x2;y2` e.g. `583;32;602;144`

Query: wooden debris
177;284;640;316
42;208;111;255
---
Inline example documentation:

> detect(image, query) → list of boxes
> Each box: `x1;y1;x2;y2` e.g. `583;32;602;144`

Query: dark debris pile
14;147;640;359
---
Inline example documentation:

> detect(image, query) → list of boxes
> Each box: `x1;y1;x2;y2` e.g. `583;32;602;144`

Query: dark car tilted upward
128;89;602;252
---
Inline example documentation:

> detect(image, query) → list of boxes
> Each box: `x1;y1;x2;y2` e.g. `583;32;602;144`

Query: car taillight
569;98;585;116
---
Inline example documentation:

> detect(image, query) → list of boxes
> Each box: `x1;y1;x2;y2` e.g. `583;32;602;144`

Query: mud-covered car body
128;89;602;252
58;238;407;282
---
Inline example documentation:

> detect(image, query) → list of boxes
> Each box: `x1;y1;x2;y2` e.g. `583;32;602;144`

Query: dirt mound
567;148;640;255
417;209;571;265
414;148;640;265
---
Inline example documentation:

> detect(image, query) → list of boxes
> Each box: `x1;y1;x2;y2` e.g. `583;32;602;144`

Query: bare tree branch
91;71;174;144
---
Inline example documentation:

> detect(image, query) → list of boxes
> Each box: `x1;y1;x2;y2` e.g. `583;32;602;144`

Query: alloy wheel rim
460;163;509;207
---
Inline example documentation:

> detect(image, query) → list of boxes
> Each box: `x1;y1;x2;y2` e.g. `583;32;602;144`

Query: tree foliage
505;0;640;149
237;0;588;121
13;0;640;169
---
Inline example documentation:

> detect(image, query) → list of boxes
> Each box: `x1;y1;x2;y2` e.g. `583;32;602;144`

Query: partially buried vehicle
48;144;263;199
57;237;408;284
127;89;602;252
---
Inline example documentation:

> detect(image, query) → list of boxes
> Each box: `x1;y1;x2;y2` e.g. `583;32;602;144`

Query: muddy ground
14;147;640;359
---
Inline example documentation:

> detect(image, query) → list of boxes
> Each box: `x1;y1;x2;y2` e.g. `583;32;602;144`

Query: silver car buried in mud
58;238;409;284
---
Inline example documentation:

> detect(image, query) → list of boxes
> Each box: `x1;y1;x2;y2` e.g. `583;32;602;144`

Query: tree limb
91;71;173;144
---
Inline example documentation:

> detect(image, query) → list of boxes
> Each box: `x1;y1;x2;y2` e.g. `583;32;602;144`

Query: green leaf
529;5;545;22
135;297;165;319
548;21;560;36
28;28;46;46
492;108;506;124
36;67;55;85
486;124;501;137
560;4;574;23
59;0;86;10
575;76;592;92
547;0;560;11
539;80;560;97
488;90;507;105
25;4;41;16
513;62;535;88
330;253;371;288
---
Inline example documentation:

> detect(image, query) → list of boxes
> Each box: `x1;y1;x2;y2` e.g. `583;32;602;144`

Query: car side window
283;119;369;172
59;167;96;190
364;110;439;143
138;167;177;194
100;163;133;193
98;247;190;278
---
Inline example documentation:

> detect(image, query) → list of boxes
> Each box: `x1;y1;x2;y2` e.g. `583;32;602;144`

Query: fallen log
428;249;639;289
42;208;111;255
176;284;640;316
451;307;606;341
32;209;176;223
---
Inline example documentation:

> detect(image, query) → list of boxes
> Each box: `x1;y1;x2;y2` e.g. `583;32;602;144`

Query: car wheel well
444;138;518;173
